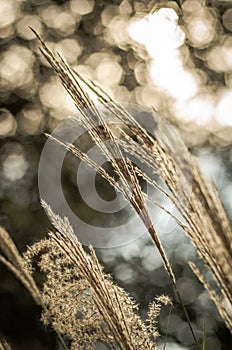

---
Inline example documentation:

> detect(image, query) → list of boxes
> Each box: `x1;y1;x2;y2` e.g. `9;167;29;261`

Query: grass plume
32;30;232;343
0;28;231;349
0;221;171;349
0;339;11;350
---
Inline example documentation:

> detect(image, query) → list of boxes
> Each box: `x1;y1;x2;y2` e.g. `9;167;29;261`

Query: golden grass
0;339;11;350
0;218;173;349
34;30;232;328
0;30;231;349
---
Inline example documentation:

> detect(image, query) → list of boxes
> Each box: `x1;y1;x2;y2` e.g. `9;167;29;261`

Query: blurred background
0;0;232;349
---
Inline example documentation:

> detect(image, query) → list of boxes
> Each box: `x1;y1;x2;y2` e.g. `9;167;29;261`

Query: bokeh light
17;15;43;40
0;0;230;144
222;8;232;31
0;109;17;137
216;89;232;125
17;106;44;135
0;0;19;29
70;0;94;16
1;143;28;182
0;45;35;91
0;0;232;349
128;3;232;139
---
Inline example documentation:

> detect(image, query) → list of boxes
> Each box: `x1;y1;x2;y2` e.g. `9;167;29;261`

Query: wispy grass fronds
32;28;176;292
147;295;173;337
0;227;41;304
68;48;232;335
23;201;164;350
190;262;232;333
0;223;167;350
32;30;232;339
187;161;232;305
0;339;11;350
0;227;70;350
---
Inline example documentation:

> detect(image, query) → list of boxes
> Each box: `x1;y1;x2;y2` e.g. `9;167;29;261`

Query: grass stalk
33;31;210;349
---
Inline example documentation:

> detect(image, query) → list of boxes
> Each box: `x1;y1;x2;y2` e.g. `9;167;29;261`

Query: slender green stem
148;227;201;349
173;283;201;350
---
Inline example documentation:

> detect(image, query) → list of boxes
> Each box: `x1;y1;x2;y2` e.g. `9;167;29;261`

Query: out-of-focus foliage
0;0;232;349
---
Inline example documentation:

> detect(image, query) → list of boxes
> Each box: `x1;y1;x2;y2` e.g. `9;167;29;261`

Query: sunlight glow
175;95;214;124
129;8;185;55
129;8;199;101
150;61;198;101
128;7;231;128
216;90;232;126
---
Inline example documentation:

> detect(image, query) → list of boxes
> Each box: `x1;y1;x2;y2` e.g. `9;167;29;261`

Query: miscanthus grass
0;223;172;350
0;31;231;349
0;339;11;350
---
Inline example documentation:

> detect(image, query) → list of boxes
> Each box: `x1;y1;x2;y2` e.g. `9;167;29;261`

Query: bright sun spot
216;90;232;126
129;8;199;101
129;8;185;55
175;95;215;125
128;8;232;128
